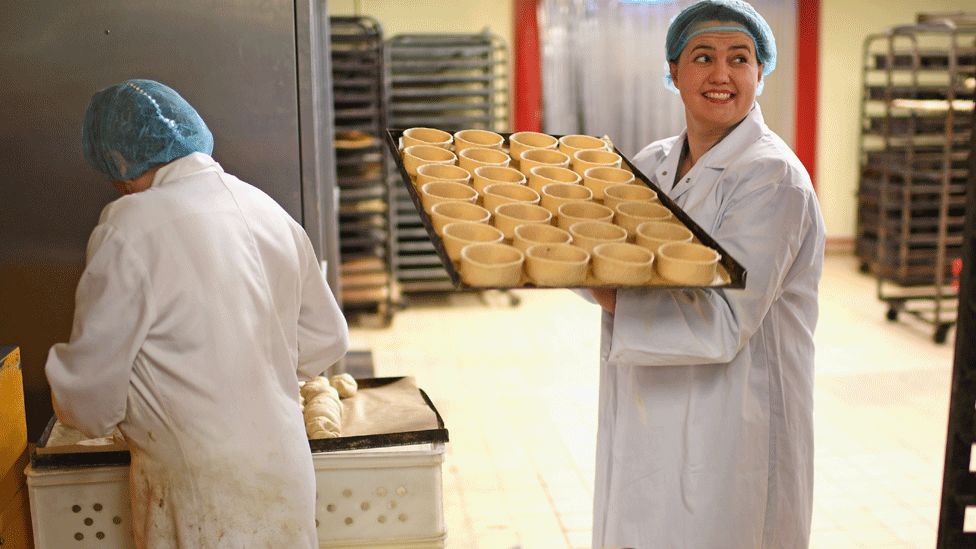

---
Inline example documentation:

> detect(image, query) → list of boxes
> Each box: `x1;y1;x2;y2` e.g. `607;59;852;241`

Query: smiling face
669;27;763;139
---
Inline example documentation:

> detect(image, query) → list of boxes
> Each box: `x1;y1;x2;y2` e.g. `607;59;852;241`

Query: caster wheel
859;262;870;274
934;324;951;344
886;308;899;322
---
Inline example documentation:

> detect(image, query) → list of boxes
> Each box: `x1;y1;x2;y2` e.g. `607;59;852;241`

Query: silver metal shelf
386;31;509;294
330;16;395;323
855;16;974;341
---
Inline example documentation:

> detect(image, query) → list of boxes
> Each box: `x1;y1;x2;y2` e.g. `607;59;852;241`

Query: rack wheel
502;289;521;307
858;262;870;274
934;324;952;344
886;307;899;322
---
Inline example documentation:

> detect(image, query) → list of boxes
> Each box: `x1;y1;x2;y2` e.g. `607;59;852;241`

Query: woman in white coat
587;2;825;547
45;79;349;548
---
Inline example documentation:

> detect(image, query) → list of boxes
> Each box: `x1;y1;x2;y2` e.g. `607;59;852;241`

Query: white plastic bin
313;443;445;547
26;464;134;548
26;443;445;548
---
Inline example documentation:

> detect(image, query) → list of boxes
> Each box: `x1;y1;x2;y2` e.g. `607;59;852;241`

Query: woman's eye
733;55;749;64
693;54;710;63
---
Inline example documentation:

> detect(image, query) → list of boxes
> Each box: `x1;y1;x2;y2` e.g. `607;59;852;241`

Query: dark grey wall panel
0;1;322;440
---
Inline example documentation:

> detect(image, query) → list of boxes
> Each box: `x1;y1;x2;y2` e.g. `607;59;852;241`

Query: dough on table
306;416;340;439
300;377;331;400
300;377;344;439
304;396;341;425
329;373;358;398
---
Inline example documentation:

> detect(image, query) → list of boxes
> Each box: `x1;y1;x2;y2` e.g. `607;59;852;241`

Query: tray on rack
384;129;748;290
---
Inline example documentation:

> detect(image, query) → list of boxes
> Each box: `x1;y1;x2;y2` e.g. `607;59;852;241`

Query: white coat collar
653;131;688;195
698;103;765;169
150;152;224;188
655;104;765;198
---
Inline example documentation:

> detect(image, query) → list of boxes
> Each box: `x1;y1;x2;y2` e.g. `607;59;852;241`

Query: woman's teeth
704;92;732;100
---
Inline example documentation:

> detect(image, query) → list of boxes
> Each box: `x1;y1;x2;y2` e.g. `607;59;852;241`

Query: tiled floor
348;253;957;548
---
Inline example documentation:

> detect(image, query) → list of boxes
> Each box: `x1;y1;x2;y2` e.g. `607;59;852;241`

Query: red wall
796;0;820;190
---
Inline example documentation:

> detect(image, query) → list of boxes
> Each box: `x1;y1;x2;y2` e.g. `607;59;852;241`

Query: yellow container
1;485;32;549
0;346;32;548
1;346;26;474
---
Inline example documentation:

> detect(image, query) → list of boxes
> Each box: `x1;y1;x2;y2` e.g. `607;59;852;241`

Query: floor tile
349;254;956;548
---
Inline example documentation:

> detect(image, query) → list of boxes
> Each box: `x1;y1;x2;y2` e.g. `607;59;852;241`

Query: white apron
46;153;349;548
593;105;825;548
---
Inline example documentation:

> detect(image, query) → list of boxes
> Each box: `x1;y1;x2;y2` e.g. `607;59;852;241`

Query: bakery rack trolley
855;13;975;343
385;31;510;294
329;16;395;326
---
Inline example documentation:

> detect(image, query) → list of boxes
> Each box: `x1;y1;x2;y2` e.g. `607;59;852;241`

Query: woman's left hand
590;288;617;314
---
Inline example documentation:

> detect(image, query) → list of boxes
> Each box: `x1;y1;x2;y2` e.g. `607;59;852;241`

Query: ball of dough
329;374;358;398
305;385;340;407
306;416;340;439
300;377;331;399
304;398;341;425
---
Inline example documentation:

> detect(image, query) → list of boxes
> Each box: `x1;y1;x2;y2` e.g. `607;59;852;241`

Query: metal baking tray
384;129;747;290
871;50;976;70
866;85;975;101
30;377;448;469
867;116;971;134
865;151;971;171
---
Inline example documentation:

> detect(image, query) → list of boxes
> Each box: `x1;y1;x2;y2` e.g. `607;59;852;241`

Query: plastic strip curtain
538;0;797;158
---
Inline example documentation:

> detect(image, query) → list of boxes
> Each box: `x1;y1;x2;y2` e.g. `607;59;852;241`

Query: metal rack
330;16;395;324
936;100;976;549
385;32;510;293
855;14;975;343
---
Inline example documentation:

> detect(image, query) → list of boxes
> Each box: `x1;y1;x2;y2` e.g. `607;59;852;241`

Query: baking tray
30;377;449;469
384;129;747;290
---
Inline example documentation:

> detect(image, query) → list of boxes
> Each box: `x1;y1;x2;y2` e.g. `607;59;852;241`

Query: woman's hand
590;288;617;314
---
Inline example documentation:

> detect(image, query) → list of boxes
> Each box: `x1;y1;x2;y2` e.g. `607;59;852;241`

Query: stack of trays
330;17;394;320
385;128;746;290
386;32;509;293
855;27;974;287
857;147;969;285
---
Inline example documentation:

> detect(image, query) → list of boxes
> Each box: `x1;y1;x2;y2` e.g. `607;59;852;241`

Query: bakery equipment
855;13;974;342
26;377;448;548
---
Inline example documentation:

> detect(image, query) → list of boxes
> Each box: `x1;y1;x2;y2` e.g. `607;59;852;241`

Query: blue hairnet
663;0;777;95
82;79;214;181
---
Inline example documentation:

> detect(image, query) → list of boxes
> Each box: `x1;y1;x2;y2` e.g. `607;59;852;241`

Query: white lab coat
46;153;349;548
592;105;824;549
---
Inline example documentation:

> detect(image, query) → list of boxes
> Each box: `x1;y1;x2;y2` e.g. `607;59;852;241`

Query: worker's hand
50;392;66;423
590;288;617;314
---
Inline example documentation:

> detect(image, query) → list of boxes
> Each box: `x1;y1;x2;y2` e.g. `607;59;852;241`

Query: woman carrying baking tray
44;79;349;548
586;1;825;547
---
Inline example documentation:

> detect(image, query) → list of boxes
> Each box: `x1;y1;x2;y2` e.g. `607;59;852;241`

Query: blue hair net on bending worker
82;79;214;181
664;0;777;94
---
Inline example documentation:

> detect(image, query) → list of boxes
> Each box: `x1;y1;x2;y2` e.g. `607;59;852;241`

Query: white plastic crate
26;443;445;548
26;465;134;548
313;443;445;547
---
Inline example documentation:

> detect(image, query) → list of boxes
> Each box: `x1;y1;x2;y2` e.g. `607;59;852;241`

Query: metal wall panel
0;1;336;440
